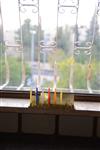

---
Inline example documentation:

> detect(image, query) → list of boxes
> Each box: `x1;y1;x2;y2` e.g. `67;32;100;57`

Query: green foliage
55;57;100;90
15;19;44;61
0;15;99;91
57;25;72;54
42;79;53;88
91;62;100;90
0;56;6;84
0;19;3;43
86;13;100;60
48;49;66;66
0;54;99;90
0;56;31;86
56;58;86;89
15;19;32;47
0;42;5;55
57;59;69;88
73;63;86;89
8;57;22;86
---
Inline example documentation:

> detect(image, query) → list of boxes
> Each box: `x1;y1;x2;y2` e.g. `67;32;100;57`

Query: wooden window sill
0;98;100;117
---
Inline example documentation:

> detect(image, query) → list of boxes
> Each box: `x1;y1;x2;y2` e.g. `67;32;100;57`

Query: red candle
54;88;57;105
48;88;50;106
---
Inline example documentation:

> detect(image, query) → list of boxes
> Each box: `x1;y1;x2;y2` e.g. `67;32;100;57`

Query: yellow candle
41;89;44;104
30;88;32;105
53;89;57;105
44;93;48;104
60;91;63;105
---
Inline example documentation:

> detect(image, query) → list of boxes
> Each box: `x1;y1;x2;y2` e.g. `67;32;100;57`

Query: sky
0;0;99;36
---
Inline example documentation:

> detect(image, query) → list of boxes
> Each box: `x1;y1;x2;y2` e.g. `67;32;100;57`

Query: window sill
0;90;100;102
0;98;100;116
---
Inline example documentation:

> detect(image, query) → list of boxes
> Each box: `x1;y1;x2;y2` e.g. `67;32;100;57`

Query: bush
0;56;31;86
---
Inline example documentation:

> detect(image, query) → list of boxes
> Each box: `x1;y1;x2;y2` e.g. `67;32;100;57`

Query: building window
0;0;100;94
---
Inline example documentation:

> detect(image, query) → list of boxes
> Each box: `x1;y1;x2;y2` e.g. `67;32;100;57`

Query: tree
15;19;33;48
0;56;31;86
0;6;4;55
57;25;72;55
0;6;3;43
86;13;100;60
15;18;44;61
75;13;100;64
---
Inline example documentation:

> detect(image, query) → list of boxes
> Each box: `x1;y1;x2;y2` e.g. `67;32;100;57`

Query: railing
0;0;100;94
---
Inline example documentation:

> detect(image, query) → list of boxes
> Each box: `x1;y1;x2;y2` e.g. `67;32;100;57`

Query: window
0;0;100;95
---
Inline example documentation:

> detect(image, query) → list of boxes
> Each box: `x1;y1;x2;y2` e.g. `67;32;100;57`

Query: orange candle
53;88;57;105
60;91;63;105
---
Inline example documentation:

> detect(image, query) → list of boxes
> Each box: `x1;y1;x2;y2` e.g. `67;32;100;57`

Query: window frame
0;90;100;102
0;0;100;102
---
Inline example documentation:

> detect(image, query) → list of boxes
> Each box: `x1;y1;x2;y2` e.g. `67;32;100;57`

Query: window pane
0;0;100;94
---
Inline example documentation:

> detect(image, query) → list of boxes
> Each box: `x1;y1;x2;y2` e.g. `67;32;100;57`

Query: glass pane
73;0;100;93
57;0;77;91
0;0;100;94
0;0;22;89
39;0;57;89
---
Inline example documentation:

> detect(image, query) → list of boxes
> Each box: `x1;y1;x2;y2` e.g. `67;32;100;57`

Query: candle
30;88;32;105
53;88;57;105
36;87;39;105
41;89;44;104
48;88;50;106
60;91;63;105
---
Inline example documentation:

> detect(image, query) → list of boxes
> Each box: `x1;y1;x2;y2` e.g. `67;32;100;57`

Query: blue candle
36;87;39;105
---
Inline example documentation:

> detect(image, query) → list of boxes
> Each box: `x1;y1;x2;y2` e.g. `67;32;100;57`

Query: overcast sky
1;0;99;35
